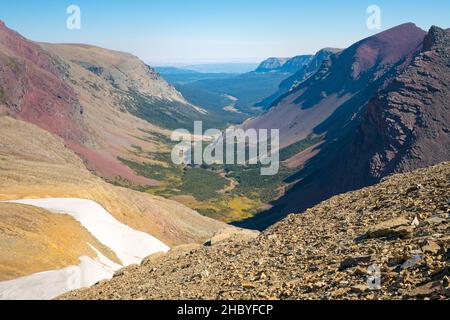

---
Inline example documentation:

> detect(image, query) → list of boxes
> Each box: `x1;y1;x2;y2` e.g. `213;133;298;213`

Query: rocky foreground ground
60;163;449;300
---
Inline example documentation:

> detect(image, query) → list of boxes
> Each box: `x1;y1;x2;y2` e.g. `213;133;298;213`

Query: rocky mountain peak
423;26;450;51
329;24;450;191
280;55;314;73
255;57;289;72
349;23;426;79
0;20;11;34
255;56;314;74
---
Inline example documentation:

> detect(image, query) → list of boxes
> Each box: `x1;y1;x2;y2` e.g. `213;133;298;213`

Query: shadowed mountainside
256;48;342;109
244;23;427;148
238;24;450;230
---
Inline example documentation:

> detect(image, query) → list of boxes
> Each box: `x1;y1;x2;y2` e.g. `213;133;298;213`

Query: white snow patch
5;198;170;265
0;198;170;300
0;246;120;300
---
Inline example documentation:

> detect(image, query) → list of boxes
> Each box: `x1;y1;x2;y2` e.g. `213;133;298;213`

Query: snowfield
0;198;170;300
0;246;121;300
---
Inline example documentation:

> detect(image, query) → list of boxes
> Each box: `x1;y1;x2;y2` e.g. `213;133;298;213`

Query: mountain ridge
238;23;450;230
257;48;342;109
243;23;427;148
255;55;314;73
0;20;206;185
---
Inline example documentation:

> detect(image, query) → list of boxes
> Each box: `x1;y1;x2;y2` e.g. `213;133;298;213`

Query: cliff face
255;55;315;74
278;48;342;94
357;26;450;180
0;21;87;143
321;26;450;194
41;43;189;104
257;48;342;109
277;55;314;73
255;57;290;72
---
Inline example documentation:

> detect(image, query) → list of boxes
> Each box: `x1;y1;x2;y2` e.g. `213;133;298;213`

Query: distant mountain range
155;66;202;75
159;55;325;117
254;57;290;72
155;67;238;85
158;52;346;117
255;55;312;73
159;63;259;74
256;48;342;108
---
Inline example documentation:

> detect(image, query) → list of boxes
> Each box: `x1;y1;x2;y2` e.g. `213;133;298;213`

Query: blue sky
1;0;449;64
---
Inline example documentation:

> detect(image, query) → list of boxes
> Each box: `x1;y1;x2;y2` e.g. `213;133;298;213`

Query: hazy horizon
148;59;262;67
1;0;449;65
